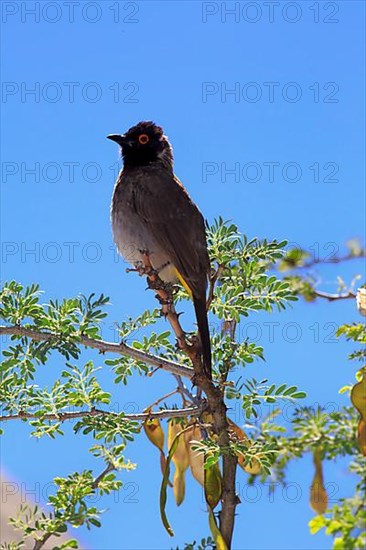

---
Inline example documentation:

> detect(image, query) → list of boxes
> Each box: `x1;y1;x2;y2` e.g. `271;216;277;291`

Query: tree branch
0;406;203;424
138;260;238;549
196;373;238;546
32;463;117;550
313;289;357;301
302;251;366;269
33;532;52;550
0;325;193;379
92;462;115;490
2;259;239;547
173;374;200;406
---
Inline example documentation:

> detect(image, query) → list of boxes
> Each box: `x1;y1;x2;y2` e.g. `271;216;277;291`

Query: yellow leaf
308;514;326;534
334;538;345;549
338;385;351;395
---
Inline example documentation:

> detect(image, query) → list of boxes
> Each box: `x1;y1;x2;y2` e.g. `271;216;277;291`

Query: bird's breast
111;171;177;283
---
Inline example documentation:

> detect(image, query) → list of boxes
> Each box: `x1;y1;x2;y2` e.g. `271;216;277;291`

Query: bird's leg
129;249;200;366
139;257;190;354
140;249;153;271
126;263;144;274
126;249;158;277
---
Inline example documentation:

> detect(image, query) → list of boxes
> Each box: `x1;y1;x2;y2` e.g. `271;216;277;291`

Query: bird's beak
107;134;131;146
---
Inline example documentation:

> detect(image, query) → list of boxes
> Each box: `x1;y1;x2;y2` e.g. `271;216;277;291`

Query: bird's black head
107;121;173;168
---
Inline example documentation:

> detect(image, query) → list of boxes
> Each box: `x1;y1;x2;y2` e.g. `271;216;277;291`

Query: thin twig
221;320;237;383
0;325;193;379
33;532;52;550
145;388;180;410
173;374;200;406
0;406;203;424
313;289;357;301
92;463;115;489
174;374;189;407
302;252;366;269
32;463;118;550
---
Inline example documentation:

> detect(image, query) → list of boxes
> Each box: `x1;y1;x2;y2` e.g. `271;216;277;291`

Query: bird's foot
127;261;157;278
139;249;154;270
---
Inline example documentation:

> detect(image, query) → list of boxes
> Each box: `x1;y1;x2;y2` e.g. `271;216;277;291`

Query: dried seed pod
143;417;164;452
184;424;205;486
228;419;262;475
208;507;228;550
172;470;185;506
143;416;170;481
204;459;222;509
357;418;366;456
351;374;366;422
242;456;262;475
168;419;190;505
168;419;189;469
310;448;328;514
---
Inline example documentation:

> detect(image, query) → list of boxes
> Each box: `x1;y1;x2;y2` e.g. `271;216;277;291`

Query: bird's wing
134;171;210;296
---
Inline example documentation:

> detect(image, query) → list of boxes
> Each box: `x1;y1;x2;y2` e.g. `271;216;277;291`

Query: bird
108;121;212;378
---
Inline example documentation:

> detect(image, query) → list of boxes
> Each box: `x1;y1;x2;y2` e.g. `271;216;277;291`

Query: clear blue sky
1;1;365;548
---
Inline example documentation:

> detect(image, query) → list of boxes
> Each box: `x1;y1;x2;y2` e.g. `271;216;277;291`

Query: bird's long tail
193;296;212;379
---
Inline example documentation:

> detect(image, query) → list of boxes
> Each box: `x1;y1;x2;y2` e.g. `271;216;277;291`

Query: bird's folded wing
134;172;210;295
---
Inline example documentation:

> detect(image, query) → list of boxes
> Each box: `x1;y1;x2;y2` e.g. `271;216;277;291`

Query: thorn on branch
148;365;163;377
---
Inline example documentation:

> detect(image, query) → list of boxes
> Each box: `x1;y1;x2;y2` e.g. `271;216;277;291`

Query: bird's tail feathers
193;296;212;379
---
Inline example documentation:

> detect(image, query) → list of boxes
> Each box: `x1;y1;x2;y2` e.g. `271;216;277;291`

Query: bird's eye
138;134;149;144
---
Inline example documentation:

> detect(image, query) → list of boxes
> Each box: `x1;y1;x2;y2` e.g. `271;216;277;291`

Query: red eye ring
138;134;149;144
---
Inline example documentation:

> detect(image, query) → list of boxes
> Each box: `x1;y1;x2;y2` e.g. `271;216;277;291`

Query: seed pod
172;470;185;506
143;416;170;481
310;448;328;514
143;417;164;452
351;374;366;422
168;419;190;505
242;456;262;475
201;411;214;425
184;424;205;486
357;418;366;456
168;419;189;469
208;507;228;550
204;458;222;509
228;419;262;475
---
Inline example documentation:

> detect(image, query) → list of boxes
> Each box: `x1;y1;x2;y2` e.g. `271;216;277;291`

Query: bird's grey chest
111;170;160;265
